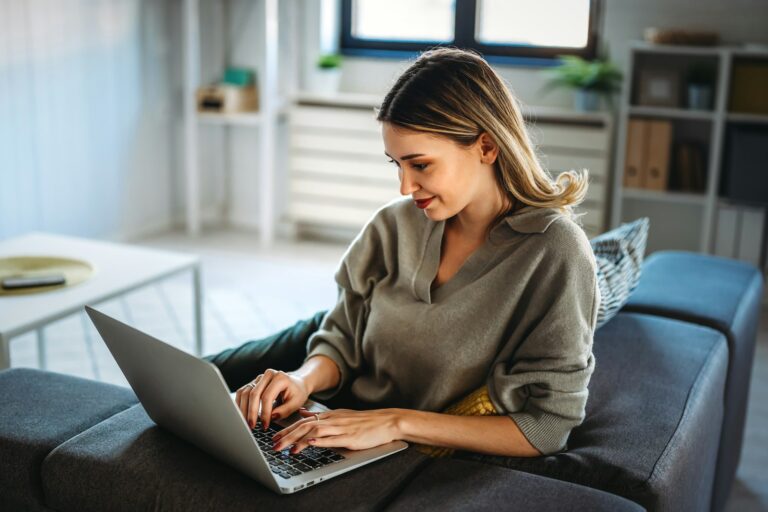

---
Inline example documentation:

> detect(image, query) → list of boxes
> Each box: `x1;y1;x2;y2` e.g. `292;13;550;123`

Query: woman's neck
448;190;516;242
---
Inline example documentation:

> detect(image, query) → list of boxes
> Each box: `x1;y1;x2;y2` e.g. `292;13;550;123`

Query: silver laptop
85;305;408;494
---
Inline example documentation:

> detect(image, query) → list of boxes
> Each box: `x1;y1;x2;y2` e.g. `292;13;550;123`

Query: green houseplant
314;53;343;94
317;53;343;70
544;55;623;111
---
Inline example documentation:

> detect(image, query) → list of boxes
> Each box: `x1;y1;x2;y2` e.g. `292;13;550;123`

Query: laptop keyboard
252;421;346;480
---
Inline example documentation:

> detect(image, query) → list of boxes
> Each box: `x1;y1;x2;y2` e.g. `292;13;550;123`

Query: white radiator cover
288;97;613;240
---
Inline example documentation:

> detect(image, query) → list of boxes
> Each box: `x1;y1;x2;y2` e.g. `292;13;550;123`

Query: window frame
340;0;601;66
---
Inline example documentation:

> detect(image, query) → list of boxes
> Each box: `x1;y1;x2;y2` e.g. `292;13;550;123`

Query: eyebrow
384;152;426;161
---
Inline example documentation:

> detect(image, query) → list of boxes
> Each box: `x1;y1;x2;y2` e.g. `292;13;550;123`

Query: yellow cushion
414;385;498;458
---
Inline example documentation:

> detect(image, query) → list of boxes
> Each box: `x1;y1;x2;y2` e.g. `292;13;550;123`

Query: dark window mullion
453;0;477;48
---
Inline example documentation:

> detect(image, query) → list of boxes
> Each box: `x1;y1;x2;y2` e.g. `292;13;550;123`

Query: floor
7;228;768;511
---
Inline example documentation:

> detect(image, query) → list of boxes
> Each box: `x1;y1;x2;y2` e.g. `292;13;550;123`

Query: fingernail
308;438;316;443
271;413;279;419
299;406;307;410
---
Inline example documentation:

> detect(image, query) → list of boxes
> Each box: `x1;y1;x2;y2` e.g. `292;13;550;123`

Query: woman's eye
387;159;427;171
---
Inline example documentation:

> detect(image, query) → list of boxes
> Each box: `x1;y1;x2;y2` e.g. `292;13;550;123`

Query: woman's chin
421;206;450;222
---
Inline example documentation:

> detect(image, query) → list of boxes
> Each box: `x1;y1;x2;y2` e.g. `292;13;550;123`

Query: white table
0;232;203;370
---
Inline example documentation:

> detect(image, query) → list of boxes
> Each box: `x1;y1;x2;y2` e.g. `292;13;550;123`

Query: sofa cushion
41;403;431;512
457;312;727;512
386;458;645;512
621;250;765;512
0;368;138;512
622;251;764;340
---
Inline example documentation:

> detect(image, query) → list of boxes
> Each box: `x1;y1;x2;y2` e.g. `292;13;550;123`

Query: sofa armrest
622;250;764;512
0;368;137;511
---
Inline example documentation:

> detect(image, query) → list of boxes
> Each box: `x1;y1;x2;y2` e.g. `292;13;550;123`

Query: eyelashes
387;159;428;171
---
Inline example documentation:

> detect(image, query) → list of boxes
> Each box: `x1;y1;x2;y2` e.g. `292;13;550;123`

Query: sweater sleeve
488;226;600;455
304;211;389;401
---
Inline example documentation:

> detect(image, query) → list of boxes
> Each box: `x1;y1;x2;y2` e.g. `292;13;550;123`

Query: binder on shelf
624;119;647;188
645;120;672;191
722;124;768;205
714;202;766;268
729;60;768;115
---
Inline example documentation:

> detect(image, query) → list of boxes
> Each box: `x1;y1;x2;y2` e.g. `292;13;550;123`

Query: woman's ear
477;132;499;165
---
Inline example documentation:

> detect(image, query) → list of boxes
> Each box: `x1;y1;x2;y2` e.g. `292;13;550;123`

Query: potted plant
686;63;716;110
314;53;343;94
544;55;623;111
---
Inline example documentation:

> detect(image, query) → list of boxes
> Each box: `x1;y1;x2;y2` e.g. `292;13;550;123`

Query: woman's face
381;122;499;222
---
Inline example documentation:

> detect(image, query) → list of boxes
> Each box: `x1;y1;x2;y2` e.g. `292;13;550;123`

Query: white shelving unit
182;0;296;245
611;41;768;256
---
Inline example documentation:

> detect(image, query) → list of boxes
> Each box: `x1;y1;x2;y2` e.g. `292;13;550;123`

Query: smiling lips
414;197;434;209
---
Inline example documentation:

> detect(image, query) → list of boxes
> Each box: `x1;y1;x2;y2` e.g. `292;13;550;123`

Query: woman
205;47;600;458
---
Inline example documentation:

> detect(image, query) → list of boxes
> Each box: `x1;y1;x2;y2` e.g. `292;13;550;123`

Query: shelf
729;46;768;58
295;90;382;109
623;187;707;206
726;112;768;125
196;99;291;127
182;0;285;242
629;106;715;121
615;42;768;255
630;41;724;57
197;112;264;126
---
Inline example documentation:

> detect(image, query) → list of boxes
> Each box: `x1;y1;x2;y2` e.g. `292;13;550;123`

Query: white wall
0;0;180;241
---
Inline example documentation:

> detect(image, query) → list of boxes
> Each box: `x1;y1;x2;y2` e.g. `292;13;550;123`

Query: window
340;0;600;65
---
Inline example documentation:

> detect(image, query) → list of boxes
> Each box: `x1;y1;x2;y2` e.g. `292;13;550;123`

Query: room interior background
1;0;767;244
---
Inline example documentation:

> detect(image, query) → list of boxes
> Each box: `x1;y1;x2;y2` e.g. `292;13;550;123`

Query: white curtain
0;0;178;240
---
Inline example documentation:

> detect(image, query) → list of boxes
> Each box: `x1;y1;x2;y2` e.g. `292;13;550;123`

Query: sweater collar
500;205;565;234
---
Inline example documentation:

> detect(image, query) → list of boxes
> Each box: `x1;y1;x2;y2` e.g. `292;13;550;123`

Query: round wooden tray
0;256;94;296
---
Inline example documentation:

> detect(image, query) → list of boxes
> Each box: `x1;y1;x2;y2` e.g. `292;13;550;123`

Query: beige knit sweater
305;197;600;455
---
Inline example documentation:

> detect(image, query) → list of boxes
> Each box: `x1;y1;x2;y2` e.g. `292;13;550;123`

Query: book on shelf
670;142;707;193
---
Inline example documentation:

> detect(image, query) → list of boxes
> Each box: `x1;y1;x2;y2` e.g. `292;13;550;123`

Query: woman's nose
399;168;419;196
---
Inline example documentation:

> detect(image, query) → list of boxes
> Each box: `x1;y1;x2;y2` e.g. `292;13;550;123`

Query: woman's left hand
271;407;401;453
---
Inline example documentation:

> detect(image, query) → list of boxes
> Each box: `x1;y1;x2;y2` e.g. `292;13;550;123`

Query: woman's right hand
235;369;310;430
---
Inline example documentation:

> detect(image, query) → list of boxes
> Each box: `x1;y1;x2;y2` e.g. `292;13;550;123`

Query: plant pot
313;68;342;95
687;84;713;110
574;89;601;111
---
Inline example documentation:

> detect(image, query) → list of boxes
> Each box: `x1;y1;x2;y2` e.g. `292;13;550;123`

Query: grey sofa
0;250;763;512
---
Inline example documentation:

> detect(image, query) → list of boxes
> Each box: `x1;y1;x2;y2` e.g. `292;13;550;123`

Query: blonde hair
374;47;589;234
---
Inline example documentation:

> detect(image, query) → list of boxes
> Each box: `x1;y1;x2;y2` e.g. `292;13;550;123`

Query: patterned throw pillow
414;218;650;459
590;217;650;329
